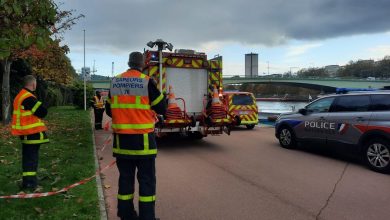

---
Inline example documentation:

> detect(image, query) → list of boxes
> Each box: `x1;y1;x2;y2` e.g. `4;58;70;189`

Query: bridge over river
90;76;389;93
223;76;390;92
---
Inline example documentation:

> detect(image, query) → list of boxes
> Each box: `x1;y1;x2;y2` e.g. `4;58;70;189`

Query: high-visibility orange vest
94;96;104;109
110;69;155;134
11;89;48;136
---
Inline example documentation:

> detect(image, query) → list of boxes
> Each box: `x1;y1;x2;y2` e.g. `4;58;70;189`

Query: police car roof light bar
336;88;378;94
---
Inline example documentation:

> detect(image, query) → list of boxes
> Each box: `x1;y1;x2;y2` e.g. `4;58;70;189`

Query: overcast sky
57;0;390;76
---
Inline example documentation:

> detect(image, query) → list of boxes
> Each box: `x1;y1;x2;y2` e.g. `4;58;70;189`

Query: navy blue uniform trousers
22;144;40;188
116;158;156;220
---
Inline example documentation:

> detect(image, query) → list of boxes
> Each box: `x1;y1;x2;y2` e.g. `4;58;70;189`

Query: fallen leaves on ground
34;207;43;214
76;197;83;204
50;176;61;185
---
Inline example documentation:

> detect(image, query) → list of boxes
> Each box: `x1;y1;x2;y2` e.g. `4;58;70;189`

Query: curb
90;110;108;220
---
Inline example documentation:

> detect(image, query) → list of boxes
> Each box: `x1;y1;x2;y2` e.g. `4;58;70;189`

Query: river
256;101;308;116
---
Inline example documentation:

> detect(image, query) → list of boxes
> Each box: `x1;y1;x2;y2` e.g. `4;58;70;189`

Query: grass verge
0;106;100;220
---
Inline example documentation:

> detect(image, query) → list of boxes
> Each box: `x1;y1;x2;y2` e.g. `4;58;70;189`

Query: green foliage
36;81;74;108
1;0;83;124
29;40;77;85
47;86;64;106
71;80;94;109
240;84;320;100
0;61;73;107
0;106;100;219
338;57;390;78
297;67;328;78
0;0;56;60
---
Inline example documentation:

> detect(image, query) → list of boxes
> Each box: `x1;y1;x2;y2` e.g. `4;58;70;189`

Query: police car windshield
232;94;254;105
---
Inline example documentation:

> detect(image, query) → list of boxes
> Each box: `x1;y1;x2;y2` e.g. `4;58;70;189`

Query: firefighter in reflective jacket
92;91;105;130
11;75;49;190
106;52;166;220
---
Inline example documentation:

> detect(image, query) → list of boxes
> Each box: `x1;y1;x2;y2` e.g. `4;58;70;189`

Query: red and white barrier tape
0;160;116;199
100;135;112;152
104;120;111;131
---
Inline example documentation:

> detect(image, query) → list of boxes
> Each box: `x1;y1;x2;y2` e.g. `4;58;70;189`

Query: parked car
275;91;390;173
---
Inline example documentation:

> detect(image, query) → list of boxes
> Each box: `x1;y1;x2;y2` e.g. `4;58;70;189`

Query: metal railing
222;75;390;81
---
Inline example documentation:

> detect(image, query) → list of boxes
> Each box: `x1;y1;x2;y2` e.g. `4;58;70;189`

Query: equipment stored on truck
143;45;237;138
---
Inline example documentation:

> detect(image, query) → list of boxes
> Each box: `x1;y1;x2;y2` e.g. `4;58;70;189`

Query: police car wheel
364;139;390;173
246;124;255;129
278;126;296;149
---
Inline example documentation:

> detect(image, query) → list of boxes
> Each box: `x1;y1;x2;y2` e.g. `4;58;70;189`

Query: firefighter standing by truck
92;90;105;130
105;52;166;220
11;75;49;190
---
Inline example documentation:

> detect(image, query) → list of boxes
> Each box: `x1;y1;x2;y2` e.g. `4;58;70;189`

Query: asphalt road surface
96;126;390;220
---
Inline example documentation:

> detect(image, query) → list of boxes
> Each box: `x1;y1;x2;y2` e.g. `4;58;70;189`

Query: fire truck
143;48;236;138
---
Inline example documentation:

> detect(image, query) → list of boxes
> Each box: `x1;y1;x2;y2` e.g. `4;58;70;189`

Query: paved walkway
94;115;272;220
94;114;119;220
94;113;390;220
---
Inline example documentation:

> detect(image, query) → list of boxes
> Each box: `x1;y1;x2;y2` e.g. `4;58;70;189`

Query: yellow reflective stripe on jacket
21;132;49;144
13;111;32;116
116;134;120;149
31;101;42;113
23;172;36;176
12;122;45;130
139;195;156;202
151;93;164;107
21;139;49;144
113;148;157;155
143;134;149;150
117;194;134;200
111;123;154;129
15;92;32;126
111;95;150;109
113;134;156;156
111;103;150;109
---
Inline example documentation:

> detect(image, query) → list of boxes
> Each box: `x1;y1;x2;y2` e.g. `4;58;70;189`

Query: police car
275;90;390;173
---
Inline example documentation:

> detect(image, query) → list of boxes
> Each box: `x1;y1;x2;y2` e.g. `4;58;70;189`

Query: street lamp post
83;29;86;111
112;62;114;78
146;39;173;91
267;61;269;75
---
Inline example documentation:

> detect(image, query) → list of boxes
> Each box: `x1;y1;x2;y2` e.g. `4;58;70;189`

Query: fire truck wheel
246;124;255;129
235;116;241;126
190;116;196;127
205;116;213;126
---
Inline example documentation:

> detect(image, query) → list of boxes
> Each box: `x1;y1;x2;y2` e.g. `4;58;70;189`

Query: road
95;125;390;220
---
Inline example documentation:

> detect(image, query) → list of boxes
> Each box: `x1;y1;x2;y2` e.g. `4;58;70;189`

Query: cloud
57;0;390;55
286;43;323;57
198;41;231;54
367;45;390;59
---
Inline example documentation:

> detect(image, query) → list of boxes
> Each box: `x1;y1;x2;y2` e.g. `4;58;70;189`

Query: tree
0;0;83;124
297;67;329;78
338;59;376;78
28;40;77;85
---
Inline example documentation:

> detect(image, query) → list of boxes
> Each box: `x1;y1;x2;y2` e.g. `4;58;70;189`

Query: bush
46;86;63;106
35;80;73;108
70;80;94;109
